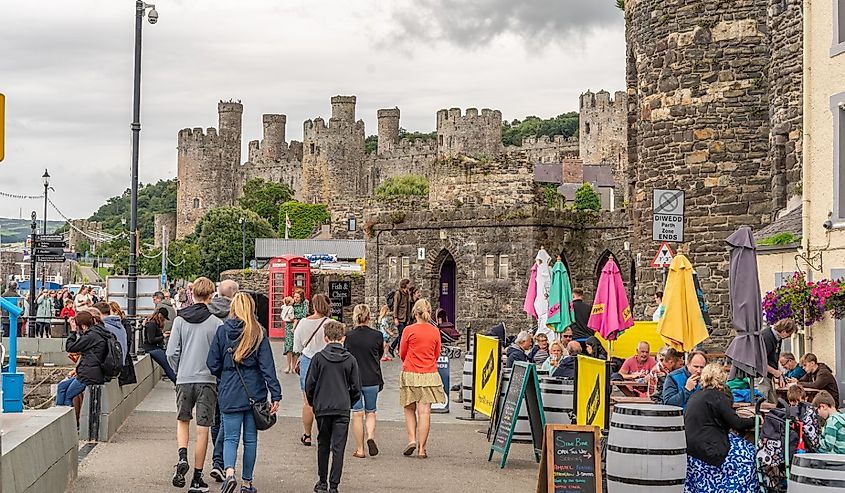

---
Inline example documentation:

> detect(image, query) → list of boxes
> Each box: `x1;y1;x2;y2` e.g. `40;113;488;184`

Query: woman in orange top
398;298;445;459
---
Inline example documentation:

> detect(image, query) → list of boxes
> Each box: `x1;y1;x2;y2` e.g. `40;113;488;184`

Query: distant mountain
0;218;65;243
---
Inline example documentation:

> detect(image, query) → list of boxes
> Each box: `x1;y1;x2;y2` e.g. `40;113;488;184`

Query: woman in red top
398;298;445;459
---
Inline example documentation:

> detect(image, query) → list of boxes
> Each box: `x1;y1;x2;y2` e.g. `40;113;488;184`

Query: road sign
0;93;4;162
34;255;66;263
651;242;675;268
652;189;685;242
35;234;65;242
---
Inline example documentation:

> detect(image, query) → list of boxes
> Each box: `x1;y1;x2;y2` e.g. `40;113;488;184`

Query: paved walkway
68;341;540;492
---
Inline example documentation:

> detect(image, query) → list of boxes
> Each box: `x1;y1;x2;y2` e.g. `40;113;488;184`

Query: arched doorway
438;253;457;324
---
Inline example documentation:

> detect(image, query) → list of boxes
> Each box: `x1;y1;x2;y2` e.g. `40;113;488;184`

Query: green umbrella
546;260;575;333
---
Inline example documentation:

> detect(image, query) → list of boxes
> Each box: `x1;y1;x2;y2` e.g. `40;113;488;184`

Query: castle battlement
436;107;503;123
178;127;220;147
580;90;627;110
519;134;579;147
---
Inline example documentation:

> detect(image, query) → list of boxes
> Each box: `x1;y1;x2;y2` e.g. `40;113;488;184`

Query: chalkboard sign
488;362;545;468
536;425;601;493
328;281;352;306
330;299;343;322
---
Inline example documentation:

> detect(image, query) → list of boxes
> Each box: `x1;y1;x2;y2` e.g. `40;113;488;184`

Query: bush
374;175;429;198
574;183;601;211
278;202;331;239
759;233;799;246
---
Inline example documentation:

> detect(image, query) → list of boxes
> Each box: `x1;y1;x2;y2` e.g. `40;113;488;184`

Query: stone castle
175;92;627;238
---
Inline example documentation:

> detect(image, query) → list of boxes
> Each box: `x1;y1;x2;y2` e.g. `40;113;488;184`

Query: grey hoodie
207;296;232;319
166;303;223;385
103;315;128;359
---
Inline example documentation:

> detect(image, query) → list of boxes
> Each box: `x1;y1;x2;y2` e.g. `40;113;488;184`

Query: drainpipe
801;0;812;353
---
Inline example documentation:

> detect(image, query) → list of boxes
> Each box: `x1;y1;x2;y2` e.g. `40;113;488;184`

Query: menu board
536;425;601;493
492;363;527;451
489;362;544;468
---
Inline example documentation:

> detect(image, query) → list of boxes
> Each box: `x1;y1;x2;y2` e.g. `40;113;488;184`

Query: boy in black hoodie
305;320;361;493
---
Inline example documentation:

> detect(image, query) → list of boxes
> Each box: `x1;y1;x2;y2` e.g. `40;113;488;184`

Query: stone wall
507;135;580;164
625;0;799;348
68;220;101;252
364;206;629;335
580;90;629;201
429;152;540;209
153;213;177;249
436;108;503;159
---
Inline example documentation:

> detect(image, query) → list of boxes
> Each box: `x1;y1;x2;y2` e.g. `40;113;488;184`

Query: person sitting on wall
505;331;533;368
552;341;583;379
662;351;707;410
780;352;806;380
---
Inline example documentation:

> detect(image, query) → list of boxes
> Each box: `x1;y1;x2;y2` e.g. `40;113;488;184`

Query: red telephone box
268;255;311;338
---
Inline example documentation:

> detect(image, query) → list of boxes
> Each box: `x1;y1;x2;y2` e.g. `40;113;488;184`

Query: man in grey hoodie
166;277;223;492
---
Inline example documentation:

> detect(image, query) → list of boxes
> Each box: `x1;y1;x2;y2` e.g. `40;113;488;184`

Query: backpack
100;330;124;381
385;290;396;310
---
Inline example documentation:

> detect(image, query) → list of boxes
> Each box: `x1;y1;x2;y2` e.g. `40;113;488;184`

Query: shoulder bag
227;344;277;431
294;317;328;375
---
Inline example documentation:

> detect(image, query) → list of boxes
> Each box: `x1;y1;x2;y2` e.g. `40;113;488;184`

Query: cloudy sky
0;0;625;219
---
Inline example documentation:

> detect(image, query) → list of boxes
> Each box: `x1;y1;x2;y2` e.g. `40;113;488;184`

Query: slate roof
255;239;365;261
754;205;803;243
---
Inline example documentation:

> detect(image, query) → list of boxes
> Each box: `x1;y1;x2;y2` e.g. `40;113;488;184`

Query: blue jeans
299;355;312;391
390;322;408;352
222;410;258;482
147;348;177;383
56;377;86;406
211;401;224;469
352;385;380;413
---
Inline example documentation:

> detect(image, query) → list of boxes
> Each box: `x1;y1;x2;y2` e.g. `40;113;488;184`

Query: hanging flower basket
762;272;845;326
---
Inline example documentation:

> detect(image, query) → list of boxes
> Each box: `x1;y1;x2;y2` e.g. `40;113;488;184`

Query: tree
364;135;378;154
574;183;601;211
501;112;580;147
278;202;330;239
88;179;177;239
193;206;276;279
374;175;429;198
165;239;202;281
238;178;294;226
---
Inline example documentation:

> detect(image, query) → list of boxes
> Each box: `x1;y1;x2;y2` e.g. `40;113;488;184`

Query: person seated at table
528;332;550;366
684;363;758;493
662;351;707;410
650;347;684;402
780;352;805;380
541;341;565;373
787;383;807;406
812;390;845;454
583;336;607;360
505;331;533;368
552;341;582;379
618;341;656;381
790;353;840;405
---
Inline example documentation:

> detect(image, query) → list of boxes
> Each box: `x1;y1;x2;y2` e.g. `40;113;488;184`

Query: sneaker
188;475;209;493
314;482;328;492
209;468;224;483
221;476;238;493
329;487;339;493
240;485;257;493
172;459;190;488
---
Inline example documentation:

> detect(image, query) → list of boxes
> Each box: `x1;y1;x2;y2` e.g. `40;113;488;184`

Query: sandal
418;453;429;459
403;442;416;456
352;451;366;458
301;434;312;446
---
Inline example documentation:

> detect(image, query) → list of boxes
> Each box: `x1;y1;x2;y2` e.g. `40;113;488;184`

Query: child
787;383;807;406
282;296;296;373
813;390;845;454
59;299;76;320
377;305;394;361
305;320;362;493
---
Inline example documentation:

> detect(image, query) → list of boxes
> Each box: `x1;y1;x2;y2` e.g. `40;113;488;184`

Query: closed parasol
547;259;575;334
588;258;634;341
657;254;709;351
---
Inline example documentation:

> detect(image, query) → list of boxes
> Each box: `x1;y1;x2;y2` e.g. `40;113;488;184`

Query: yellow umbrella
657;254;709;351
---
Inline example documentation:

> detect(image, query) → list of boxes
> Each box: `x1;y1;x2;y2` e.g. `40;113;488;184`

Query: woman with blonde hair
683;363;757;493
207;293;282;493
293;293;331;447
345;304;386;458
399;299;446;459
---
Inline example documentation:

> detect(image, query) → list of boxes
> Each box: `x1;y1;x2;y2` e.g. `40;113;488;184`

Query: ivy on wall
279;201;331;239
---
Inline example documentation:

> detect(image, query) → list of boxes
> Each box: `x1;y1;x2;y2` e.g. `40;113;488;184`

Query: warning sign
651;242;675;268
652;189;685;242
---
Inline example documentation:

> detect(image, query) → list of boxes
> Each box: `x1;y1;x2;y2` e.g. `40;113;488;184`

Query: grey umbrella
725;226;768;380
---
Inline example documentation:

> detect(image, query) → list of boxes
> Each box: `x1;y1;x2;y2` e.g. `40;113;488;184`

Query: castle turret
377;108;401;154
261;114;287;160
331;95;357;122
436;107;503;158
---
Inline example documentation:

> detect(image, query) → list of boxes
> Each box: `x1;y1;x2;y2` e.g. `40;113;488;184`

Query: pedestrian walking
377;305;394;362
291;288;310;372
36;289;53;338
166;277;223;492
207;293;281;493
143;307;177;383
293;293;331;447
282;296;296;373
399;299;446;459
344;304;385;458
305;320;361;493
389;279;412;356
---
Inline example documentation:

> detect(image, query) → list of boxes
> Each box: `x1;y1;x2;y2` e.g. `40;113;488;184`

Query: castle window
310;143;315;154
192;198;200;209
484;255;495;279
401;256;410;279
835;0;845;56
347;217;356;231
835;93;845;222
439;135;444;146
498;255;509;280
585;123;591;134
316;146;321;156
388;256;398;280
448;136;453;148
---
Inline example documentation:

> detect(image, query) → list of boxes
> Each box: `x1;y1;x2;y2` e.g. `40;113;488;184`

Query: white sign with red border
651;242;675;268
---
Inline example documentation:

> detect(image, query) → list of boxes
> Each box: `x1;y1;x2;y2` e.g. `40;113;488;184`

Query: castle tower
625;0;778;347
377;108;400;154
261;114;287;160
436;107;503;158
579;90;629;201
175;100;243;238
331;95;357;122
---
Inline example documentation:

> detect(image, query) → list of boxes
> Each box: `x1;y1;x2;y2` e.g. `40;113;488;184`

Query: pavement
67;341;540;492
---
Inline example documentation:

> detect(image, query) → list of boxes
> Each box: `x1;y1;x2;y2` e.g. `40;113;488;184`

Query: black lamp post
41;169;50;235
128;1;158;320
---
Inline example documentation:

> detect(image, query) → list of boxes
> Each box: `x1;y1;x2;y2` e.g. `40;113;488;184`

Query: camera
147;8;158;24
823;220;833;230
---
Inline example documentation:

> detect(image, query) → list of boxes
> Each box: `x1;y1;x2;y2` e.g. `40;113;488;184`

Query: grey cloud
387;0;622;48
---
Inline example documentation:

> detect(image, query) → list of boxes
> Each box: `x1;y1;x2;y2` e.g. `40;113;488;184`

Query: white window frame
833;94;845;224
498;255;509;279
484;255;496;279
401;256;410;280
388;256;397;280
833;0;845;57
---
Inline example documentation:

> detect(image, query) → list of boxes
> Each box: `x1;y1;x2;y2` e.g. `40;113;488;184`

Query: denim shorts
352;385;381;413
299;355;311;391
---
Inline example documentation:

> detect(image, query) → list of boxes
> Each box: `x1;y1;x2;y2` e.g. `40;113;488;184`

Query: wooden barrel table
789;454;845;492
606;403;686;492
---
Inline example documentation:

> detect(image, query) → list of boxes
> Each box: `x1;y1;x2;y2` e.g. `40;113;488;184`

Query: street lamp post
41;169;50;288
128;1;158;320
239;217;246;269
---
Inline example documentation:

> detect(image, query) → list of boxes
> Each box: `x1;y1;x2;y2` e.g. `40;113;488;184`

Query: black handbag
228;345;277;431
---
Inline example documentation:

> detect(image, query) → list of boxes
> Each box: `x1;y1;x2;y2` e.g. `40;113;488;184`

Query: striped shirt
820;412;845;454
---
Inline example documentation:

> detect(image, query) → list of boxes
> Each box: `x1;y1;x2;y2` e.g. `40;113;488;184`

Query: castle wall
436;108;503;158
626;0;777;348
580;90;628;201
429;151;539;209
153;213;177;248
507;135;580;164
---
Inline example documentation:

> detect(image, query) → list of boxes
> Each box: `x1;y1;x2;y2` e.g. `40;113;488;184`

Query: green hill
0;218;64;243
87;179;177;238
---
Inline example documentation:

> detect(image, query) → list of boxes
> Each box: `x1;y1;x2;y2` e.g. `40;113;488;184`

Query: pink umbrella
588;258;634;341
523;262;538;318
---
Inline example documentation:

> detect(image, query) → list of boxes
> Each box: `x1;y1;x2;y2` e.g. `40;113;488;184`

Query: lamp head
147;6;158;24
42;169;50;186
